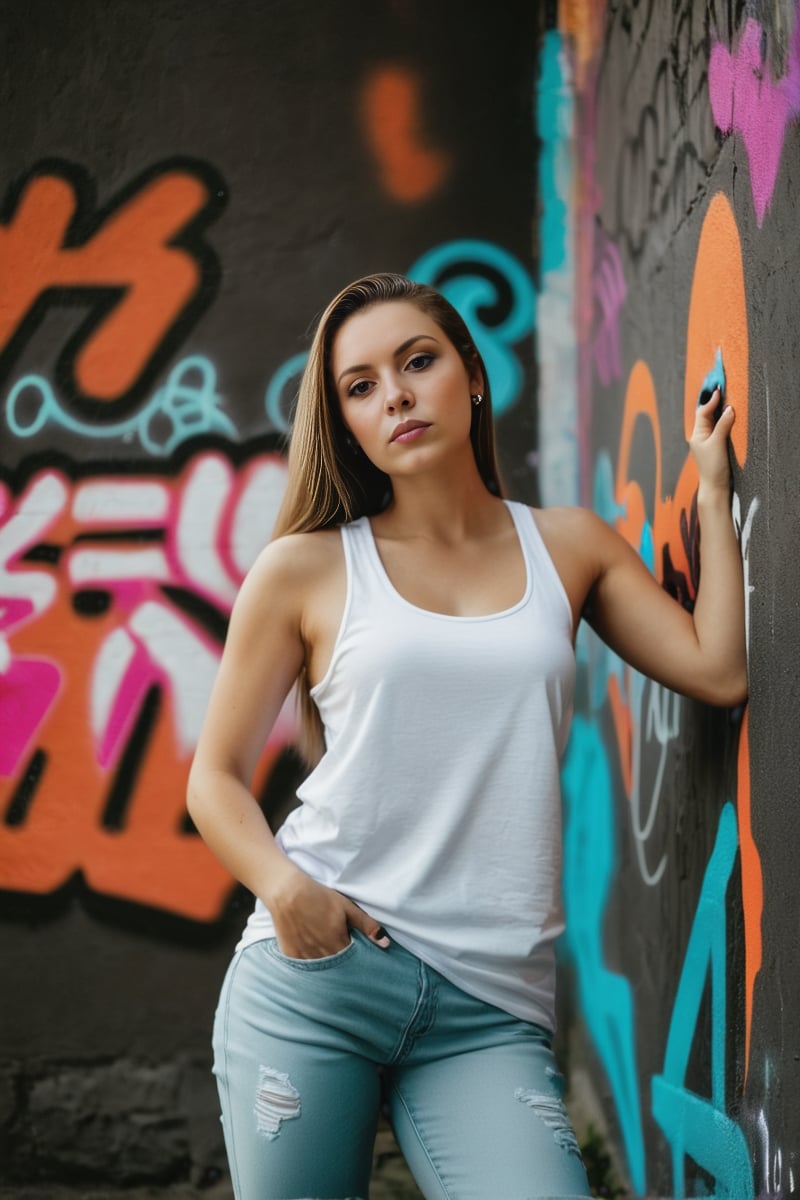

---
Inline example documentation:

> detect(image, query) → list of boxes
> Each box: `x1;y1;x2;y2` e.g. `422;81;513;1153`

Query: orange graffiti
614;195;749;584
685;193;758;1076
685;194;749;467
559;0;607;90
1;637;283;922
610;192;760;1076
360;67;450;203
616;360;691;571
0;162;224;404
0;454;292;922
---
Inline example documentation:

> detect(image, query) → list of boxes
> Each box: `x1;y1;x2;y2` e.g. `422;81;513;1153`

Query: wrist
696;481;732;511
258;855;305;913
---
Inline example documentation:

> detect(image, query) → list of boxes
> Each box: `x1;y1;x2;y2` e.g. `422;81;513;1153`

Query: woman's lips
390;421;430;443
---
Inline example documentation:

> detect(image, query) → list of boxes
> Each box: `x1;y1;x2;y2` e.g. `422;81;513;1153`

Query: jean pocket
265;936;357;971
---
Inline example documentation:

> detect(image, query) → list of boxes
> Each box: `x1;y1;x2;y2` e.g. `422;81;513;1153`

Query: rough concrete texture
0;1119;425;1199
2;1058;222;1189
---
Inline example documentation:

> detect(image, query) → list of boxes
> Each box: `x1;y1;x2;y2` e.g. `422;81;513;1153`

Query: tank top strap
503;501;573;631
338;514;386;602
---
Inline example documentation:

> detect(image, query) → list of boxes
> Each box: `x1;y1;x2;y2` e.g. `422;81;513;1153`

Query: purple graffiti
710;16;800;225
591;233;627;387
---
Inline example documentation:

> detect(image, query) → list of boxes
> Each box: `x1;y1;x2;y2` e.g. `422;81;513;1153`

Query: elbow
186;760;208;825
186;756;247;829
706;666;749;708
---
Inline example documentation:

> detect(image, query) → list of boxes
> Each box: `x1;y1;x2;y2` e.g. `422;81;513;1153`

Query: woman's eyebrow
337;334;441;386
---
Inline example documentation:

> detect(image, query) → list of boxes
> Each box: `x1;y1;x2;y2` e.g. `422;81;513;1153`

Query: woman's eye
348;379;372;397
407;353;434;371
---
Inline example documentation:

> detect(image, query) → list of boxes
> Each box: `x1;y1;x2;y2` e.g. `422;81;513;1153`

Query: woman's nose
384;378;413;413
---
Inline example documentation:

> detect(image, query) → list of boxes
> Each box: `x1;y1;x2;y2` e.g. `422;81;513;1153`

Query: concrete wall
543;2;800;1196
0;1;539;1188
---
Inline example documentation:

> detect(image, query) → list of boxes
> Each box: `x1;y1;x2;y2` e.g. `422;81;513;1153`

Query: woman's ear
469;368;485;398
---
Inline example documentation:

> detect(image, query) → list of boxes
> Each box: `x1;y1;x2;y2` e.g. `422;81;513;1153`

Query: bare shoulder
532;508;606;559
233;528;344;627
244;527;342;588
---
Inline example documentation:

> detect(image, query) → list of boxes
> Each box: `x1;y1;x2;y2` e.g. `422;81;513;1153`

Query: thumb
343;898;391;949
695;385;722;432
716;401;735;431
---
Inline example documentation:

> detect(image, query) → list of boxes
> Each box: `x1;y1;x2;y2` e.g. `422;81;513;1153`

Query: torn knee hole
514;1084;582;1158
254;1065;301;1140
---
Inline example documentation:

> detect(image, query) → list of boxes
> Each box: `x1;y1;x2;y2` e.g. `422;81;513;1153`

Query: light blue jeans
213;929;592;1200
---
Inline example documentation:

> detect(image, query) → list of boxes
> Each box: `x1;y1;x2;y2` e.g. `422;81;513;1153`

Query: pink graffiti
0;657;61;776
0;474;67;775
710;16;800;225
1;453;291;777
0;452;293;921
591;233;627;386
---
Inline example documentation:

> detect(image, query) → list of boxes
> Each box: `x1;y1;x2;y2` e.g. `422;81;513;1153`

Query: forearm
186;765;301;908
187;762;388;956
691;483;747;702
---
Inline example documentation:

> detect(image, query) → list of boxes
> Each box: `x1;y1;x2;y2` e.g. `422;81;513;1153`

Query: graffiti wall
0;1;539;1187
545;1;800;1196
7;2;798;1193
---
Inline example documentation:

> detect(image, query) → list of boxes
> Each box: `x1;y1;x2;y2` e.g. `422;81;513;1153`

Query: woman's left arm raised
567;388;747;706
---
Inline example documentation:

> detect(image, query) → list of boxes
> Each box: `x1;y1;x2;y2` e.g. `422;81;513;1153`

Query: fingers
699;382;723;409
697;385;722;423
343;897;391;949
695;387;734;436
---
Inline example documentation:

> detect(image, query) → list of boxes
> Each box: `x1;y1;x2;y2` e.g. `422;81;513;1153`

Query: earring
345;433;360;452
471;393;484;407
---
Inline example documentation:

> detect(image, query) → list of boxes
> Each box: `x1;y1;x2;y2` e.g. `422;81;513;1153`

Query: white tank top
238;500;575;1030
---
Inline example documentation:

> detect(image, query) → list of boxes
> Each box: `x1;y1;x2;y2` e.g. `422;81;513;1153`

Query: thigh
388;1023;591;1200
213;940;380;1200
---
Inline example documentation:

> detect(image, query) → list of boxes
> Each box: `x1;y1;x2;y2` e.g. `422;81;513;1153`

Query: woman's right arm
187;536;308;904
187;535;389;957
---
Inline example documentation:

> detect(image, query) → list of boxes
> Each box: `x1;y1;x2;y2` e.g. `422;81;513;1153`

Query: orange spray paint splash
360;67;450;203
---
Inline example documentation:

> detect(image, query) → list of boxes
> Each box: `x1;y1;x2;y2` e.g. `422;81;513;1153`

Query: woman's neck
374;460;505;544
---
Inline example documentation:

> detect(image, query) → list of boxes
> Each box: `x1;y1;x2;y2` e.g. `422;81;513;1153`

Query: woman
188;273;746;1200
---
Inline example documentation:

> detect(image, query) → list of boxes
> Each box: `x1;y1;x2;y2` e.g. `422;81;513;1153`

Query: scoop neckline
363;500;533;622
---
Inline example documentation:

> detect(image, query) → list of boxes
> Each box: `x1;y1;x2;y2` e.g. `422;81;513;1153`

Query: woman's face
331;300;482;479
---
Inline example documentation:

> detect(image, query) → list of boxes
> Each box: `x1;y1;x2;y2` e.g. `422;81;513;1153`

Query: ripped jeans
213;929;592;1200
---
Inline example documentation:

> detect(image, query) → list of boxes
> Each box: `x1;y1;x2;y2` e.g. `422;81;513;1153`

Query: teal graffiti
561;715;646;1194
264;351;308;433
5;355;236;455
592;451;624;526
534;26;579;509
639;520;655;572
409;240;536;417
537;30;571;275
698;347;726;407
651;802;754;1199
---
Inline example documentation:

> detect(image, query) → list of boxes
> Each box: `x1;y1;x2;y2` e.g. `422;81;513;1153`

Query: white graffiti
630;674;681;887
731;490;759;664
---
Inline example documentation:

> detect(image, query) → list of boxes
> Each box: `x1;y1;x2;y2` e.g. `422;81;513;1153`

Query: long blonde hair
272;272;504;763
